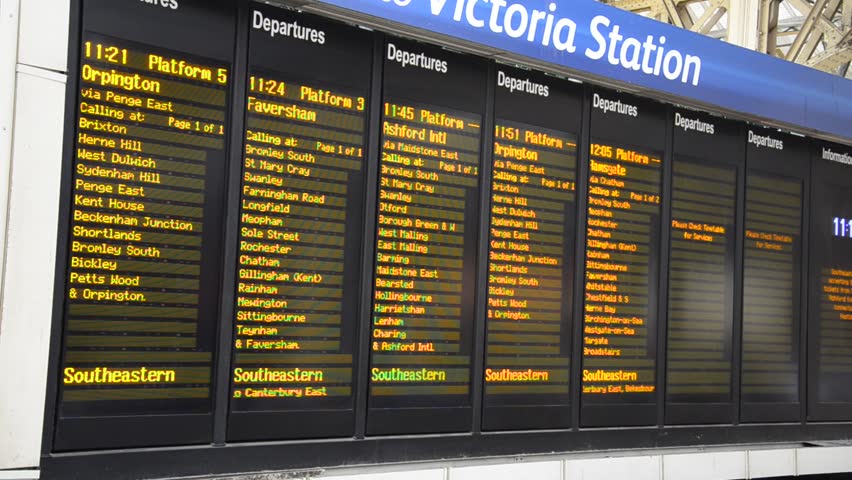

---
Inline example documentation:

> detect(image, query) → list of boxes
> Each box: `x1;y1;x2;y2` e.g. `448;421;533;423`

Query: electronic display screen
666;162;735;400
809;142;852;420
740;129;806;422
482;67;580;431
54;0;852;454
55;0;235;450
665;112;739;423
742;174;802;404
227;5;372;441
366;39;485;435
581;90;665;427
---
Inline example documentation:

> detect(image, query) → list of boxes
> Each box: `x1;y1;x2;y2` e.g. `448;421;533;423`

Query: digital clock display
832;217;852;238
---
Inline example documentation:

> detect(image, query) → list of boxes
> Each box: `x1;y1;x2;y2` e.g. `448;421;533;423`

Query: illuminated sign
809;142;852;421
580;90;665;428
227;5;373;441
664;110;740;424
741;129;808;423
832;217;852;238
741;174;801;405
64;36;226;408
55;0;235;451
582;141;660;399
51;0;852;460
666;162;735;402
482;66;580;431
367;38;485;435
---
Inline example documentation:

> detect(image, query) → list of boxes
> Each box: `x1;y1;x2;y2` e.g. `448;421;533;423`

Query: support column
759;0;781;54
0;0;69;473
727;0;762;50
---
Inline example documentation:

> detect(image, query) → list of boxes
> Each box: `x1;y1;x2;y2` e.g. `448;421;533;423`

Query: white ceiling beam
805;42;852;69
690;0;727;34
785;0;843;38
786;0;830;61
759;0;781;53
661;0;686;27
673;1;696;28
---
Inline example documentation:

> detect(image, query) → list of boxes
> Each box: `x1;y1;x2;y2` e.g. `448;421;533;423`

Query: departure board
809;142;852;421
367;39;485;435
581;91;665;427
741;130;806;422
482;67;580;431
742;175;801;402
665;112;739;424
227;6;372;441
55;0;235;450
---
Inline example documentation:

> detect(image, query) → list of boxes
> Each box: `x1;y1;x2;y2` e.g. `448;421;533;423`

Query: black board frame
37;0;852;477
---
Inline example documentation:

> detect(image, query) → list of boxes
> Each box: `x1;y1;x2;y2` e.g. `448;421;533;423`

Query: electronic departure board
366;39;486;435
665;111;741;424
482;67;581;431
809;141;852;422
581;90;665;427
227;5;372;441
741;129;807;423
54;0;235;450
49;0;852;464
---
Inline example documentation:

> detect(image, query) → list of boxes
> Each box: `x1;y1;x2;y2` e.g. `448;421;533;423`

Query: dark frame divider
656;105;675;427
799;144;811;426
41;0;83;455
569;85;594;432
733;122;747;427
471;61;497;434
353;32;386;440
213;0;250;445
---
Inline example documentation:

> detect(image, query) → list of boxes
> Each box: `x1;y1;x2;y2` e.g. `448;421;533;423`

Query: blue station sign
313;0;852;141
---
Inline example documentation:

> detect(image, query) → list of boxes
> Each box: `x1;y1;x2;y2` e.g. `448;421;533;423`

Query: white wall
319;446;852;480
0;0;69;472
18;0;70;72
0;0;19;284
